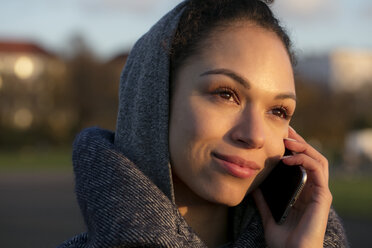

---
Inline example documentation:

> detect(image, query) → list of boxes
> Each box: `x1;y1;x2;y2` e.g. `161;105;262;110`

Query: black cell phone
259;155;307;224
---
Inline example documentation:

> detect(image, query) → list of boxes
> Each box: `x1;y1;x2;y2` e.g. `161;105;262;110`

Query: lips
211;152;260;178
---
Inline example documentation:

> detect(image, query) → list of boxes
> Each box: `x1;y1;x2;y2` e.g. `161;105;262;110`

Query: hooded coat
58;2;348;247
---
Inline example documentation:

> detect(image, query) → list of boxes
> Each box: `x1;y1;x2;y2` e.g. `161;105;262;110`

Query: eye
219;90;234;101
213;87;240;104
270;106;292;120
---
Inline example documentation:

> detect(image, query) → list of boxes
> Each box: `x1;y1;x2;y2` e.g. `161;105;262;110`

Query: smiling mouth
211;152;260;179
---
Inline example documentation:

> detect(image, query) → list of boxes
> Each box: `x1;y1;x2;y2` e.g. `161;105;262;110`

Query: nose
230;106;265;149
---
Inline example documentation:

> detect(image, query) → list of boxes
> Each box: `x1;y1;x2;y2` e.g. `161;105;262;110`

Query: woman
59;0;348;247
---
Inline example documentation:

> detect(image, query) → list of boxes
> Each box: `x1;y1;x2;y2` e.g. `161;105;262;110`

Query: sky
1;0;372;59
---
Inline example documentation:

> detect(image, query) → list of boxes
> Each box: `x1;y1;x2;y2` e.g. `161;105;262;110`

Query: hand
252;127;332;248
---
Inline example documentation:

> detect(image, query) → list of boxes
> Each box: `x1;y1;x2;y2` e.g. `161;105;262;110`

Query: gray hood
114;2;187;201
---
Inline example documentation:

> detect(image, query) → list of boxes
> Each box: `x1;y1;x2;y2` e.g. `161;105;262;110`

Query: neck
173;175;229;247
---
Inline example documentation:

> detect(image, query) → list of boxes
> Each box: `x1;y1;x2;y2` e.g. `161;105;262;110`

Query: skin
169;22;331;247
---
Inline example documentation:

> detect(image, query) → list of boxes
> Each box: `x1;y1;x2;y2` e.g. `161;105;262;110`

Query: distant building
0;41;58;80
0;40;70;132
296;49;372;92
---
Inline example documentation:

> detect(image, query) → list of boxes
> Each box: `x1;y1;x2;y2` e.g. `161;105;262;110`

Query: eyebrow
275;93;297;101
200;68;296;102
200;68;251;89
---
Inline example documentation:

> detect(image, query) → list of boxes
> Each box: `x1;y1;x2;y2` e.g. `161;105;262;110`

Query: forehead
189;22;295;93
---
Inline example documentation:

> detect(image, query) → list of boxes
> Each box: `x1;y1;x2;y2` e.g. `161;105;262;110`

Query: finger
284;139;329;180
284;138;328;168
252;189;275;228
287;127;321;159
288;126;306;143
282;154;328;186
288;127;329;166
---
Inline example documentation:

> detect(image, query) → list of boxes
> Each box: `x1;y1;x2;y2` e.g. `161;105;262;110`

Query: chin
212;193;246;207
224;197;246;207
202;182;249;207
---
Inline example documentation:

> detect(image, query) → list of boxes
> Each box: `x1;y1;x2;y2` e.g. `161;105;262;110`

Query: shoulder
57;233;88;248
324;207;349;248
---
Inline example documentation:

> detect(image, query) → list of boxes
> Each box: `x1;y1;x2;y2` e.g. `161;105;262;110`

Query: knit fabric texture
59;128;206;247
58;0;349;247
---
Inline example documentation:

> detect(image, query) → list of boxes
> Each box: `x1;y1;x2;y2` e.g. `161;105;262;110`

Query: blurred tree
65;35;123;132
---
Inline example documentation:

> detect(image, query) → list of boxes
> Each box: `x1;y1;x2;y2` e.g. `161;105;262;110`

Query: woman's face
169;23;296;206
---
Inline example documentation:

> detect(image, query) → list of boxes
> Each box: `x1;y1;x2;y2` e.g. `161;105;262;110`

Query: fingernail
289;126;297;133
284;137;297;142
281;155;293;159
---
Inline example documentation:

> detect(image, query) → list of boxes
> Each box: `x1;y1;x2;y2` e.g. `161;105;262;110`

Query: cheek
171;94;231;140
266;126;287;155
188;99;234;141
169;98;234;168
169;98;211;163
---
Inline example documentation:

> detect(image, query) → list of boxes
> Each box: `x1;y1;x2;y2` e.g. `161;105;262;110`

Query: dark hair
170;0;295;78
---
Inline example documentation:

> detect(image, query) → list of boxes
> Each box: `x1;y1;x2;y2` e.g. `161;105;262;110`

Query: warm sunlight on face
169;23;296;206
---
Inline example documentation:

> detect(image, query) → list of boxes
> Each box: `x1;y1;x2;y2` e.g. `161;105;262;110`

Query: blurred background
0;0;371;247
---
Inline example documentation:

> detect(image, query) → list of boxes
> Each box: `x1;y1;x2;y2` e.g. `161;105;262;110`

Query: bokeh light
14;56;34;80
13;108;33;129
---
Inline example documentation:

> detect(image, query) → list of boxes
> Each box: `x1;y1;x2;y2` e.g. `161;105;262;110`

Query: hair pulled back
170;0;295;77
